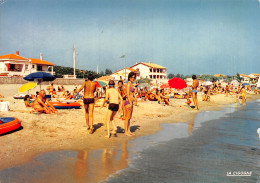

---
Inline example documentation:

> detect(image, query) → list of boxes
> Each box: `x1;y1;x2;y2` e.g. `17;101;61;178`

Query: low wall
0;77;85;85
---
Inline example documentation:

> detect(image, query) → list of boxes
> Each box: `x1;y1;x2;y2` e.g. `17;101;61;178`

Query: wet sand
1;84;259;181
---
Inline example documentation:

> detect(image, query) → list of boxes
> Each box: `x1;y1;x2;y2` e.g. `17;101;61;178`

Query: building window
25;65;28;70
37;65;42;71
150;75;152;79
150;69;152;72
136;68;140;76
32;65;35;69
153;69;156;72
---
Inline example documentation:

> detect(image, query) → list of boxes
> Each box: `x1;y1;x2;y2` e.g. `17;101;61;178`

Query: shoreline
1;84;260;176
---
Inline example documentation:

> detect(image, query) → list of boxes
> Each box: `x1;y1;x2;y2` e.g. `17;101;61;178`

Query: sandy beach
1;84;259;178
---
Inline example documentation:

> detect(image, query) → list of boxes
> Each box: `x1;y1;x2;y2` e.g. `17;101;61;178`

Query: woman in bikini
192;75;199;110
118;80;126;120
124;72;136;136
24;95;34;107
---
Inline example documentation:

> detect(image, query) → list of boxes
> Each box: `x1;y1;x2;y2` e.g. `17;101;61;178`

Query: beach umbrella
242;83;249;86
95;80;108;88
168;78;187;89
18;82;37;93
202;81;213;86
160;83;170;89
24;72;56;82
24;72;56;90
138;83;150;90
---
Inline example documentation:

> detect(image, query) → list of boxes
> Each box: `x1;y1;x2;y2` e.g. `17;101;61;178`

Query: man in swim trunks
192;75;199;110
102;80;123;138
33;90;57;114
76;74;96;134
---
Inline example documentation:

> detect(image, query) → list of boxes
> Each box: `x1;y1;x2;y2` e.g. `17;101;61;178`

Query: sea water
105;101;260;183
0;101;260;183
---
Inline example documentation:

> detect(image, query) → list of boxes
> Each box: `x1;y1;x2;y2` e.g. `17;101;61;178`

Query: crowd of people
21;72;259;138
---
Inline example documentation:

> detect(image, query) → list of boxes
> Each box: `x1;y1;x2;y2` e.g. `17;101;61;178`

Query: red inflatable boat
0;117;21;135
49;101;81;109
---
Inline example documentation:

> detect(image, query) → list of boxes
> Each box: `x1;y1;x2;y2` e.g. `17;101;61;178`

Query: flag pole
124;52;126;81
73;45;76;79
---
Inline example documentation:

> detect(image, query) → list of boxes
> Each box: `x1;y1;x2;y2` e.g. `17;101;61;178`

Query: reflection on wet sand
188;120;195;135
74;141;129;183
0;141;129;183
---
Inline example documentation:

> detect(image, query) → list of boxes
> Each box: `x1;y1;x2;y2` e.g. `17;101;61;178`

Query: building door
37;65;42;71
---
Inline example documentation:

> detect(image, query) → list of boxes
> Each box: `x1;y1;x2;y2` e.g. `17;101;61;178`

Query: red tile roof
130;62;166;69
0;54;28;60
29;58;55;66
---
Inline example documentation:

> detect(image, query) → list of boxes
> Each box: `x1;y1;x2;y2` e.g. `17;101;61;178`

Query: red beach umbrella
94;80;108;88
168;78;187;89
160;83;170;89
95;81;101;88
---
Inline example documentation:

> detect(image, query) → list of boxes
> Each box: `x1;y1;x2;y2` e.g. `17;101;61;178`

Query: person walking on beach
76;74;97;134
240;85;247;105
192;75;199;110
124;72;136;136
102;80;123;138
118;80;126;120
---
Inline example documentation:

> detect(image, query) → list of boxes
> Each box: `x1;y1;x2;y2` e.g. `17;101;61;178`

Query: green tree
176;73;181;78
236;73;242;82
105;69;112;75
168;73;175;79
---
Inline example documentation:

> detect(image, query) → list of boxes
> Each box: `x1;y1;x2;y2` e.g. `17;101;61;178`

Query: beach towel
0;101;9;111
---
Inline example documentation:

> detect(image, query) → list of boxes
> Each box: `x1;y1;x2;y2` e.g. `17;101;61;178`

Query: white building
240;74;253;83
110;68;139;81
248;73;260;79
0;51;55;77
130;62;167;84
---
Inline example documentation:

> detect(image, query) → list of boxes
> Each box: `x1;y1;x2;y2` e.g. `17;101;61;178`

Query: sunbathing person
202;90;210;101
185;94;192;107
102;80;123;138
155;88;161;103
254;86;258;94
24;95;34;107
76;74;97;134
160;89;170;105
174;93;184;99
65;91;73;100
32;90;57;114
49;83;54;95
50;88;58;98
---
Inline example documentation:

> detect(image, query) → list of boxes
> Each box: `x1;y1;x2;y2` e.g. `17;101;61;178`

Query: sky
1;0;260;75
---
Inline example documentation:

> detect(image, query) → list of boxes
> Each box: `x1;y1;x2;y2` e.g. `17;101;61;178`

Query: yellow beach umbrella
19;82;37;93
